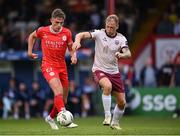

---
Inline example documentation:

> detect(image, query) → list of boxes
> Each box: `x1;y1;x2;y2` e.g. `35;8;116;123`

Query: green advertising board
92;87;180;116
130;88;180;116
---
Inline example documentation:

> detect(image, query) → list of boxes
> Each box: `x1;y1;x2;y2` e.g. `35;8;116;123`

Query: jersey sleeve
67;30;73;45
90;29;101;39
121;36;129;49
36;27;44;38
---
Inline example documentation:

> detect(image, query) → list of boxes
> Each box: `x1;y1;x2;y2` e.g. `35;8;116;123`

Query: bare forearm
73;32;91;51
120;50;131;58
75;33;83;43
115;49;131;59
69;49;77;64
27;31;38;59
69;50;76;58
28;36;35;53
28;32;36;54
75;32;91;42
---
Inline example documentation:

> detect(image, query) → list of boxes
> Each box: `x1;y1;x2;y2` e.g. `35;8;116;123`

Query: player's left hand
115;52;123;59
71;56;77;65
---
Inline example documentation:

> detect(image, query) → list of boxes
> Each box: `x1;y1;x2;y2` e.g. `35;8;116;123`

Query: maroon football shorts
93;70;125;93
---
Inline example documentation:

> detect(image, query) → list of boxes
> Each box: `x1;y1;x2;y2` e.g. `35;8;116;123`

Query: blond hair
106;14;119;26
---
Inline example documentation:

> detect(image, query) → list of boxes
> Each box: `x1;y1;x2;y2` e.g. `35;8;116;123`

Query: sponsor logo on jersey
46;67;52;73
49;72;55;76
45;40;64;48
42;33;48;39
115;40;119;45
103;37;107;41
62;35;67;41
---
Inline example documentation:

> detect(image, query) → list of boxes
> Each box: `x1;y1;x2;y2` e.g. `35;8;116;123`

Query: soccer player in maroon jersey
28;8;78;129
73;14;131;130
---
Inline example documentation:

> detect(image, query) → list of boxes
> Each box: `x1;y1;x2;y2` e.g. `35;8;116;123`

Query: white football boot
103;116;111;125
45;116;59;130
110;123;122;130
66;122;78;128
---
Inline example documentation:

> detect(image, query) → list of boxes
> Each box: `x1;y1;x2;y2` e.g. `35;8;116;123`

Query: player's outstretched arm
115;48;131;59
28;31;38;59
72;32;92;51
68;43;77;65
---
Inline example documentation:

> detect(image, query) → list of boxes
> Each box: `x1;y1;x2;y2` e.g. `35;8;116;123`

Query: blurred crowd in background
0;76;98;119
0;0;180;119
156;1;180;35
0;0;156;51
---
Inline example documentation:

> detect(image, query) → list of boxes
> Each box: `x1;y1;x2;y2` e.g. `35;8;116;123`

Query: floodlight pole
106;0;115;15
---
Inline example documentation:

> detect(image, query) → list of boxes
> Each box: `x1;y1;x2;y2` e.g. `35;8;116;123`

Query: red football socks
54;94;65;112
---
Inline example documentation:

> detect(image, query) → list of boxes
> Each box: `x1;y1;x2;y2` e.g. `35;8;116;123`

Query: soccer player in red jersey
28;9;78;129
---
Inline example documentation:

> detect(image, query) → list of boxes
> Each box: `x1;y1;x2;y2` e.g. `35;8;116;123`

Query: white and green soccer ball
57;110;73;126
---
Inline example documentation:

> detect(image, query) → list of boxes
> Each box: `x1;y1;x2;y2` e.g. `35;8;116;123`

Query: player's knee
103;85;112;95
103;84;112;93
117;99;126;109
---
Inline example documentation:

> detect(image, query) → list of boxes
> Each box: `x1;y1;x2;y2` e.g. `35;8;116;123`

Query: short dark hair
51;8;66;19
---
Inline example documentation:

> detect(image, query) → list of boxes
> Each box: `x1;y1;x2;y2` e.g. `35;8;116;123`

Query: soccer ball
57;110;73;126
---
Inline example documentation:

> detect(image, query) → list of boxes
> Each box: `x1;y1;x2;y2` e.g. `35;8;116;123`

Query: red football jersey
36;25;73;68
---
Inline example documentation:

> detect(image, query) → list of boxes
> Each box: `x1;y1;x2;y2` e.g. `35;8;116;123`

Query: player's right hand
72;42;81;51
28;52;38;59
71;56;77;65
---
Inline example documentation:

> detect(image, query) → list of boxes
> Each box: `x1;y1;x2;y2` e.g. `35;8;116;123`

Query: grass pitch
0;116;180;135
